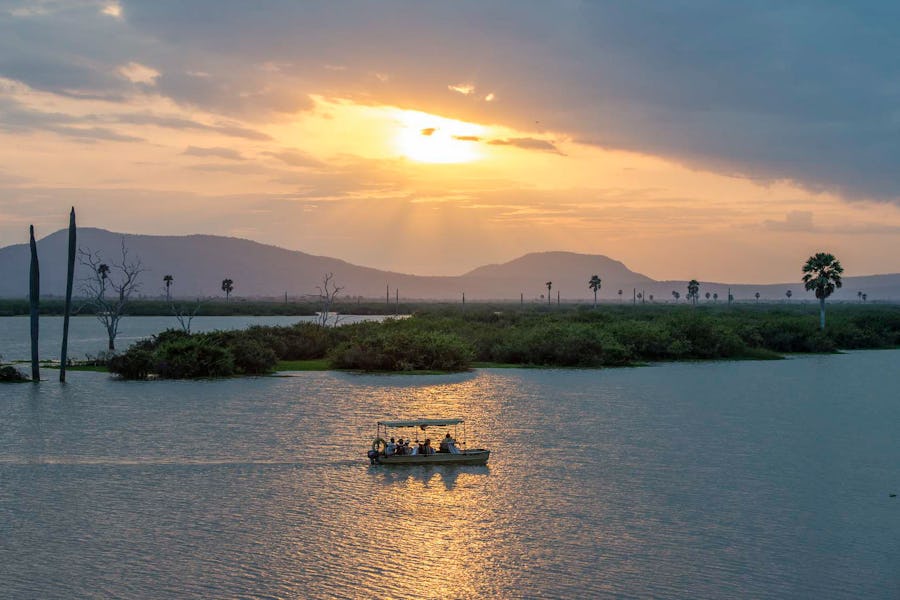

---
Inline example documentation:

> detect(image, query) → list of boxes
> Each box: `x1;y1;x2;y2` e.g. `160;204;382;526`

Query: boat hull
375;450;490;466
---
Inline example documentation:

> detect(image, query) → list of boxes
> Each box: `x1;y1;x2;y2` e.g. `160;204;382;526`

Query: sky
1;0;900;282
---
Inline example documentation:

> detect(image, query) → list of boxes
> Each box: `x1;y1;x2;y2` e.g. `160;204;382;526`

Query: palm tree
755;292;760;303
671;290;680;303
649;294;654;302
705;292;711;302
862;293;868;302
545;281;552;305
164;274;174;302
857;291;862;302
802;252;843;330
618;289;623;302
687;280;700;305
588;275;602;307
786;289;792;302
713;292;718;303
98;263;110;298
222;278;234;301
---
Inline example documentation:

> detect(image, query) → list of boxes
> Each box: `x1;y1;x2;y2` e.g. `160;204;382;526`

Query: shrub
108;348;155;380
228;337;278;374
154;338;235;379
0;365;29;382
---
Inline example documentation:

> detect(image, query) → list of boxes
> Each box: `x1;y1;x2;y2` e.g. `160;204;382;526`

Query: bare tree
316;272;344;326
172;298;203;333
79;240;145;351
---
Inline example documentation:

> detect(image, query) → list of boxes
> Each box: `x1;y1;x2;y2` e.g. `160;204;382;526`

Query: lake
1;351;898;598
0;315;396;362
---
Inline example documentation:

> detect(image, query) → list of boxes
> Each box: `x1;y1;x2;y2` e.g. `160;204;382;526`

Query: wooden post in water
29;225;40;382
386;285;390;306
60;208;76;382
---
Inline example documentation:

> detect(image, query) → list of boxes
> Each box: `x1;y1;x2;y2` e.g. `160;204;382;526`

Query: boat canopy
378;418;464;428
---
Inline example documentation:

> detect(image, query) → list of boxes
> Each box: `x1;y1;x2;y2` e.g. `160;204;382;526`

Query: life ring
372;437;387;453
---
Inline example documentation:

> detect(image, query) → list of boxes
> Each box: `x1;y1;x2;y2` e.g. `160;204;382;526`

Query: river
1;350;898;598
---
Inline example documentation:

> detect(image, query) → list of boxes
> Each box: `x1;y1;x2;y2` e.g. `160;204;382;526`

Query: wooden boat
367;418;490;465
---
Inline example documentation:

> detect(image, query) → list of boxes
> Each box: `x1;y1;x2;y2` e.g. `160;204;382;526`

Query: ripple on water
2;353;900;598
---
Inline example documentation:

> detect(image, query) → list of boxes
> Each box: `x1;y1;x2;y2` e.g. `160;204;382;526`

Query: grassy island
101;303;900;379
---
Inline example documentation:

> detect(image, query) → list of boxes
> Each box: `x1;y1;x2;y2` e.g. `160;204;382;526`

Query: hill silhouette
0;228;897;301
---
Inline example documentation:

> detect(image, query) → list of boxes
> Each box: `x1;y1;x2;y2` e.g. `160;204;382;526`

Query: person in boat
396;438;407;456
423;439;435;455
385;437;397;457
439;433;455;453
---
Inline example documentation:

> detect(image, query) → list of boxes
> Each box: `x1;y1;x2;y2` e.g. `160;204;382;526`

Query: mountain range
0;228;897;302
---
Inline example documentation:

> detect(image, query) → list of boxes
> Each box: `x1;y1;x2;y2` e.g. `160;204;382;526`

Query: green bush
108;348;155;380
228;337;278;374
154;338;235;379
0;365;29;382
329;328;472;371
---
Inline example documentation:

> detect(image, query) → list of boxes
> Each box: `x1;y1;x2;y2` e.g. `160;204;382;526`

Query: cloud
113;113;272;140
763;210;815;232
453;135;481;142
2;2;900;201
0;97;142;141
488;137;563;154
261;149;325;168
117;61;159;84
448;83;475;95
182;145;244;160
420;127;436;136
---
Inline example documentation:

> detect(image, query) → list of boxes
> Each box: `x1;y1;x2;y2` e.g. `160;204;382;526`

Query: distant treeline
105;304;900;379
0;298;411;317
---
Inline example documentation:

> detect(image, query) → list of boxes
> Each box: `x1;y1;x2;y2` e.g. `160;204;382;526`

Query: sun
393;109;486;164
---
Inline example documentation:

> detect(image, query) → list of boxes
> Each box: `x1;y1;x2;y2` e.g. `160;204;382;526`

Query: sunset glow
393;110;486;163
1;3;899;282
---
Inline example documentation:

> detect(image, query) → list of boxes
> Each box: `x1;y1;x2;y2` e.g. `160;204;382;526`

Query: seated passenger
385;437;397;456
439;433;454;453
395;438;405;455
423;439;435;455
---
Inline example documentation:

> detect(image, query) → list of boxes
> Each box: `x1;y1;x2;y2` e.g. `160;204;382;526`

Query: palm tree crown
802;253;843;299
588;275;601;307
802;252;843;329
222;278;234;300
687;280;700;305
164;274;174;301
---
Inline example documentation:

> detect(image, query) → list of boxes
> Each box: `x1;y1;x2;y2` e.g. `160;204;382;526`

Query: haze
2;1;900;283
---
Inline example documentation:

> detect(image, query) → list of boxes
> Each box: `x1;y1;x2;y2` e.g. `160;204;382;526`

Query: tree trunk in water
29;225;40;382
60;207;76;382
819;297;826;330
109;337;115;351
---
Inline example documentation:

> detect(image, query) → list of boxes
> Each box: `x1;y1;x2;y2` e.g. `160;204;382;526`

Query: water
0;315;396;361
1;351;899;598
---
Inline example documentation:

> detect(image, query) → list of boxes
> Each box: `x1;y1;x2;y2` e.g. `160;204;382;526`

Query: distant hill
0;228;898;301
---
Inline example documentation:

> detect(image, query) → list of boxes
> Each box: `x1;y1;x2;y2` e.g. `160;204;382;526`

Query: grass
275;358;330;371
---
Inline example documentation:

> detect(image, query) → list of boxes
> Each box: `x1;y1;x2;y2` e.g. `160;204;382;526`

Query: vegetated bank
105;303;900;380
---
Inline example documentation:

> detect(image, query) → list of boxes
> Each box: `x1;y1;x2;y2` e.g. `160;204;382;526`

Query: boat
367;418;490;465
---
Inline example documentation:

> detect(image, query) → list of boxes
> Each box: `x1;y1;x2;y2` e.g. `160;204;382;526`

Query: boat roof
378;418;464;428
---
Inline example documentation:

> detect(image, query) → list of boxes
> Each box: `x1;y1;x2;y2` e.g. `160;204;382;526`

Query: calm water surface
1;351;899;598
